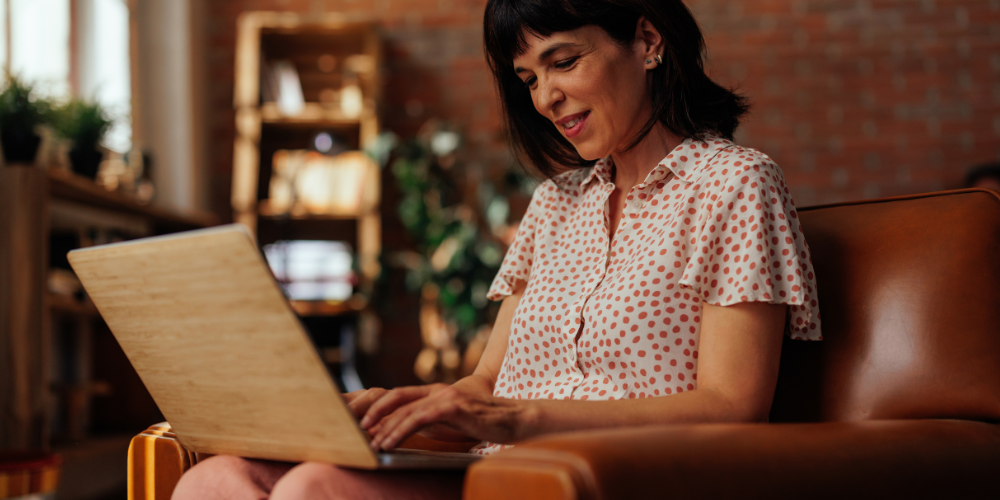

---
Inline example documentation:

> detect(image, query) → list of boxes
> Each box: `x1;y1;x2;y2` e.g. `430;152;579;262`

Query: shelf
258;202;370;220
47;168;218;231
290;300;358;317
47;293;100;318
259;102;365;127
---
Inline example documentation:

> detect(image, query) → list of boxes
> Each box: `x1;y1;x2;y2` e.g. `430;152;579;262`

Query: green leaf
49;99;113;149
453;304;477;331
0;72;52;131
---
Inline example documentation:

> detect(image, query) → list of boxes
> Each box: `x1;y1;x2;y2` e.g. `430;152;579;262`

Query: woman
173;0;821;498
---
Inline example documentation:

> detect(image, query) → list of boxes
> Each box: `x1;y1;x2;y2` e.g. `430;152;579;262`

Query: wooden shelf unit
47;168;217;231
230;13;382;394
231;11;383;305
0;165;217;452
258;102;370;126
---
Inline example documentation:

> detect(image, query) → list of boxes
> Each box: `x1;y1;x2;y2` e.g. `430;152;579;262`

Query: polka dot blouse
471;136;822;456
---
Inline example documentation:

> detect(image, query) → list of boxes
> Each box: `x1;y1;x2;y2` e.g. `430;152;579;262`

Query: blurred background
0;0;997;498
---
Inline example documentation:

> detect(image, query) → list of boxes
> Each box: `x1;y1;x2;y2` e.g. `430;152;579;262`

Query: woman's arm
518;301;786;434
443;279;525;397
364;300;786;451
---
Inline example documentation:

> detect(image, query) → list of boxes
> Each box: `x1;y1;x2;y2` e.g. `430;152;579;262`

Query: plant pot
69;146;104;179
0;129;42;164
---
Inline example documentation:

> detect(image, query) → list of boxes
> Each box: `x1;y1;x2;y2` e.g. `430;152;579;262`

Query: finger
370;399;424;451
361;386;433;429
368;398;427;451
347;388;387;418
369;385;459;439
377;401;459;451
342;390;365;403
361;387;425;428
369;396;429;450
372;391;464;451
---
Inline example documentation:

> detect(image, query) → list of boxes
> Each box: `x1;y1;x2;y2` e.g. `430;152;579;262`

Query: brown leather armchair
128;189;1000;499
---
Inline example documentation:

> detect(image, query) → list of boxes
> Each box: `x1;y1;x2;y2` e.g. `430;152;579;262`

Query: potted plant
51;99;112;179
0;73;50;165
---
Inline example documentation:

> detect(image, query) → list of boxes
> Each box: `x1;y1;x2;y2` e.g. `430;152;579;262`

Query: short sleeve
679;162;822;340
486;182;546;301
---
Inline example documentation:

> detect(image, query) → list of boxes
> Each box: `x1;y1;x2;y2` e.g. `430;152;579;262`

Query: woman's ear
636;16;664;69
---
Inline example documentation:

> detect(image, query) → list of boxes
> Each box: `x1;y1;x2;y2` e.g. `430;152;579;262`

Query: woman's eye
554;57;578;69
524;76;537;88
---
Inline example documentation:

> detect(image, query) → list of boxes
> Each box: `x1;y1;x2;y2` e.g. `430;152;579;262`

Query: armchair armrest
464;420;1000;500
127;423;201;500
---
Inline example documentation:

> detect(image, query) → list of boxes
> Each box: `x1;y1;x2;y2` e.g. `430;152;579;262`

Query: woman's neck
608;124;683;189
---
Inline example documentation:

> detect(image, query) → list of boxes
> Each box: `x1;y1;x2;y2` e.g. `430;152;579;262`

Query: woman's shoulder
689;140;788;193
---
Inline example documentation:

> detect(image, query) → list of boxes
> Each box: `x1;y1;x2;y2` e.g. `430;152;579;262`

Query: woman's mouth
559;111;590;138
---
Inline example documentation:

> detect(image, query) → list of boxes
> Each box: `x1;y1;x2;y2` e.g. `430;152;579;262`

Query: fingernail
360;417;370;428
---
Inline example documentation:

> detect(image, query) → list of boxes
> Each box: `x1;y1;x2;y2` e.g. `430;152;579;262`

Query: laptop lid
68;224;379;469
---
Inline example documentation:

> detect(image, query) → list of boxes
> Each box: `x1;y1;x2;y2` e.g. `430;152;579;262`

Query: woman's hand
345;386;469;443
355;287;525;451
343;387;390;419
361;383;530;451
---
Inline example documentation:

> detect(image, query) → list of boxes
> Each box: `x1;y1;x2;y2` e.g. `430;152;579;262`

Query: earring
655;54;663;65
646;59;652;64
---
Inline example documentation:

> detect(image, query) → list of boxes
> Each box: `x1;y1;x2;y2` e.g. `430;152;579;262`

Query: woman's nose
534;77;564;115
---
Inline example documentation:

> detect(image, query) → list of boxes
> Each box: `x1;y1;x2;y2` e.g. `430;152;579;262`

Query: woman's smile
558;110;590;138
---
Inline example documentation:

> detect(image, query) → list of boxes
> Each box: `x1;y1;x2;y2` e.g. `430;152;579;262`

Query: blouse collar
581;135;734;190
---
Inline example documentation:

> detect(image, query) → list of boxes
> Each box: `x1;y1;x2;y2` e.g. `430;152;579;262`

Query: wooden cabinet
0;166;216;453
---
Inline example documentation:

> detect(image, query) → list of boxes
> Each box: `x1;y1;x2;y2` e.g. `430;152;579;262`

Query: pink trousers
170;455;465;500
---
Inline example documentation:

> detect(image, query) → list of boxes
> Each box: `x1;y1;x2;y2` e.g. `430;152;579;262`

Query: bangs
484;0;637;67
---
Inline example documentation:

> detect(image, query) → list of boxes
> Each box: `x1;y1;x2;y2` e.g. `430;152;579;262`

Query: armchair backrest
770;189;1000;423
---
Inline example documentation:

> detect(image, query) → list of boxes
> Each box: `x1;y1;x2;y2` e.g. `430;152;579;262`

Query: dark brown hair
484;0;750;178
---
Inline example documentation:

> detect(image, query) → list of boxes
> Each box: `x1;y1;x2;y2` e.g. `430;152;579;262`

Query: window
77;0;132;152
1;0;132;153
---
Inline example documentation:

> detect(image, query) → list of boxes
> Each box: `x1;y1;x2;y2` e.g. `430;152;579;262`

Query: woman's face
513;25;653;161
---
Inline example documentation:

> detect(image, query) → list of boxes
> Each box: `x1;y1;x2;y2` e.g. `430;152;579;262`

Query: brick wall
689;0;1000;205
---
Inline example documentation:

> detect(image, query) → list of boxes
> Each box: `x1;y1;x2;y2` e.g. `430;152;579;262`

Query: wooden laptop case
68;225;379;469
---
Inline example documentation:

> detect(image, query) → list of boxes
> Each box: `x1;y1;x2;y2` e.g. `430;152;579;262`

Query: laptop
68;224;479;470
